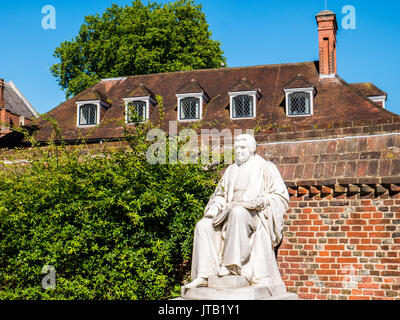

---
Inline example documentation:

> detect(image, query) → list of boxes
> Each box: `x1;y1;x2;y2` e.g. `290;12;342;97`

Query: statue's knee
230;205;247;219
196;217;213;231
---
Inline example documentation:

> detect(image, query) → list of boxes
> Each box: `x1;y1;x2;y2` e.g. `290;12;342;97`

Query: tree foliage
51;0;226;98
0;116;224;299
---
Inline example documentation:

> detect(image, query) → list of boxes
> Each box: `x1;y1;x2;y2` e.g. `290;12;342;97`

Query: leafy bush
0;119;223;299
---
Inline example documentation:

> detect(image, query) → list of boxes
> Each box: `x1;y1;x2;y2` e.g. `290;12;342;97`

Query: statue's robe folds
191;154;289;289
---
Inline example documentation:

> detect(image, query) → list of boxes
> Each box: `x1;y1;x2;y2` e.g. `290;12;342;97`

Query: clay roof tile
76;89;108;102
126;83;155;98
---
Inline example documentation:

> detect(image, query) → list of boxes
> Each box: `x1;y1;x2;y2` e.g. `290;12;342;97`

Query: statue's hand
256;195;270;210
205;205;219;218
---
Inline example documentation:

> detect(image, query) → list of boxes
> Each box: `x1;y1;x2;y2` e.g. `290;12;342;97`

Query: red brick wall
257;132;400;300
0;109;11;135
279;193;400;300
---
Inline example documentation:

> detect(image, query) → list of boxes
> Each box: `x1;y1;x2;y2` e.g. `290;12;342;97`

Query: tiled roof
229;77;258;92
76;89;109;102
176;78;206;94
3;81;38;119
283;74;314;89
34;61;399;143
126;83;156;98
349;82;386;97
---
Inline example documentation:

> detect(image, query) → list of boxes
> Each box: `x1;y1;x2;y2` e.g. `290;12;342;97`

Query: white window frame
123;96;155;124
176;92;207;122
228;91;259;120
368;95;387;109
76;100;109;127
283;87;316;117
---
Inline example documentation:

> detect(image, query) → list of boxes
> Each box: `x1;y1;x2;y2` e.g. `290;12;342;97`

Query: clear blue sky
1;0;399;115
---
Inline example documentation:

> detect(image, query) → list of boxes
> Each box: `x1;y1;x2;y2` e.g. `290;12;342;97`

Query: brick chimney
0;78;5;108
316;11;338;78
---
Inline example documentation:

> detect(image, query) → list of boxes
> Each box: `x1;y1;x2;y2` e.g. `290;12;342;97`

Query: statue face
234;139;252;165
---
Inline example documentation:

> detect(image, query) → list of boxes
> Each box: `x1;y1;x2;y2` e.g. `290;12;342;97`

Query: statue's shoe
185;277;208;289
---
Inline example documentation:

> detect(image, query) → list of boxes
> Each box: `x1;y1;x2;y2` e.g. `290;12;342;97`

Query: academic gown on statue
190;154;290;290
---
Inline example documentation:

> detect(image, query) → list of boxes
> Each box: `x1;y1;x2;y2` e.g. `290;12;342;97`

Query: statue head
234;134;256;165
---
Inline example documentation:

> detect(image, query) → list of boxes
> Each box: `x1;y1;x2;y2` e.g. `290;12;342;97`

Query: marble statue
183;134;291;299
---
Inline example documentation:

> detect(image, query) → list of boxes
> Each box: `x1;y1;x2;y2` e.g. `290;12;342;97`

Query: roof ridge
350;82;373;85
101;61;317;81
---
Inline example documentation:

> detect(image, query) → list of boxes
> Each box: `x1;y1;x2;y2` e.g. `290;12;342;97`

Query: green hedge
0;122;222;299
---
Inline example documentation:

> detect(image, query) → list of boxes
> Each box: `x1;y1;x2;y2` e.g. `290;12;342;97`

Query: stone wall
258;132;400;186
255;116;400;143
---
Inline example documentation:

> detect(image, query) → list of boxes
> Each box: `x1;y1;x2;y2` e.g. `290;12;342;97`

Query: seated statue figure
185;134;290;294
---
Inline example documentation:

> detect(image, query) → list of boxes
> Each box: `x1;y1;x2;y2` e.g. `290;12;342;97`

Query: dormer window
124;84;156;124
228;78;260;120
79;104;97;126
176;92;208;121
76;90;110;127
232;94;254;118
228;91;259;119
283;88;315;117
127;100;146;122
283;74;315;117
179;96;200;120
124;97;154;123
288;91;311;115
176;79;209;122
76;100;109;127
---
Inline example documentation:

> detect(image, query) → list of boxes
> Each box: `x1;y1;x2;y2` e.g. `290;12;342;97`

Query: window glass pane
288;92;311;115
127;100;146;123
180;97;199;120
79;104;97;125
232;95;253;118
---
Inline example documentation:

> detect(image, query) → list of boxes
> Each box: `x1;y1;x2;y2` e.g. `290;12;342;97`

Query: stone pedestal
180;276;299;300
